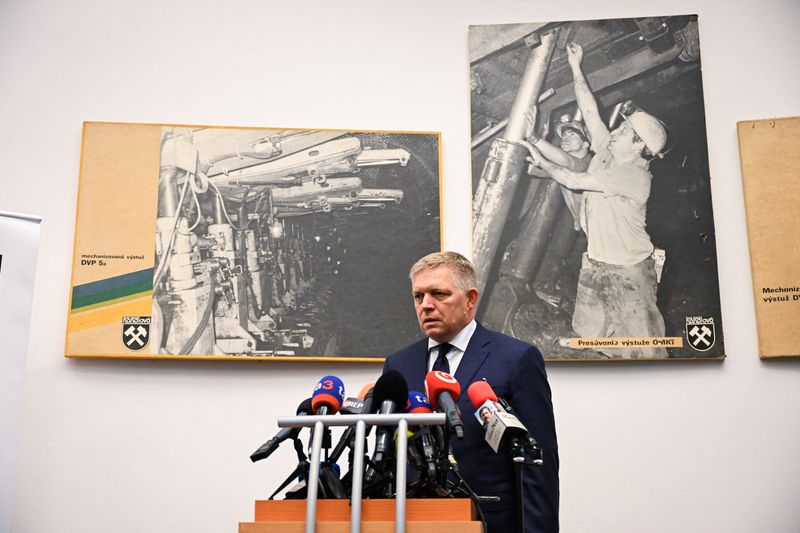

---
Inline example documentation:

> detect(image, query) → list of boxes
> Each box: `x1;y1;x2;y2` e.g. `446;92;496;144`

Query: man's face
412;266;478;343
559;129;588;153
608;121;641;157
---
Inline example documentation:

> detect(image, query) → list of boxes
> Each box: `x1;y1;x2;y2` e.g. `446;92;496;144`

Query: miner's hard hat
624;110;667;156
555;120;589;143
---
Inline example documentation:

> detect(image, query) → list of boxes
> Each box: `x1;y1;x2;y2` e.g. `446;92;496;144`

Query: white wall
2;0;799;531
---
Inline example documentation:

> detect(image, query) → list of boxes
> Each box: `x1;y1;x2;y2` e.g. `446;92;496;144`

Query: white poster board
0;211;41;533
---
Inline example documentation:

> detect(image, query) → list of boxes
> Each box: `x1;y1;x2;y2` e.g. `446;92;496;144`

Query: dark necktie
432;342;453;374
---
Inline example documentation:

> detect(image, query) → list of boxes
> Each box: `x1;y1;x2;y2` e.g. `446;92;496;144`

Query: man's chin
423;325;446;342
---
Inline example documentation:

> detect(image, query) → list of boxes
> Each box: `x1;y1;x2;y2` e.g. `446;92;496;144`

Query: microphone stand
308;423;349;499
269;437;308;500
497;398;540;533
513;453;525;533
310;422;333;461
509;441;546;532
438;425;452;491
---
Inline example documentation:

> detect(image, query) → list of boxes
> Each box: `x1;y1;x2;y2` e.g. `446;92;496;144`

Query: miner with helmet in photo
523;109;594;231
520;42;669;358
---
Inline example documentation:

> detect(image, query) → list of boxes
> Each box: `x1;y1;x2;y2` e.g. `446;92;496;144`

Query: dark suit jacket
383;322;559;532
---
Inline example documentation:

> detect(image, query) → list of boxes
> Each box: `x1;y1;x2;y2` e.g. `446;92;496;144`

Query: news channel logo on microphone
312;375;345;412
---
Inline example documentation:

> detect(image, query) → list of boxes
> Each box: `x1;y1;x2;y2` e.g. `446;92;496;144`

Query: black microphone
405;391;440;481
467;381;542;465
250;398;313;463
365;370;409;484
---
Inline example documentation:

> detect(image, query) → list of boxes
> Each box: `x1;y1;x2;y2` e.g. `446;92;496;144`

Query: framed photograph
66;123;441;360
470;15;724;360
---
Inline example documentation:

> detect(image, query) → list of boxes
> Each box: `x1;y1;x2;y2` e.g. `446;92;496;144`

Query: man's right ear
466;287;479;310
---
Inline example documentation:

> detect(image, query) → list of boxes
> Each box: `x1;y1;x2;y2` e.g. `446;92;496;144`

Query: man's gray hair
409;251;477;292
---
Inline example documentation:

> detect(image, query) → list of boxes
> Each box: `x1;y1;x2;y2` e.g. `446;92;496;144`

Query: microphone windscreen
357;383;374;400
467;380;498;409
424;371;461;410
312;375;345;414
296;397;314;415
373;370;409;409
407;391;432;413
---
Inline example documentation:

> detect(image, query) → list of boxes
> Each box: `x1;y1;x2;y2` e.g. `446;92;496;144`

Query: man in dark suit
383;251;559;532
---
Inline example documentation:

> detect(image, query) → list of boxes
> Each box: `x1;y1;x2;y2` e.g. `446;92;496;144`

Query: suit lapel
454;323;492;386
407;340;429;393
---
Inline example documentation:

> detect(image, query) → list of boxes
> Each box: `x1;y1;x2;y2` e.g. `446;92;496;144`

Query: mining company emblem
685;316;715;351
122;316;151;351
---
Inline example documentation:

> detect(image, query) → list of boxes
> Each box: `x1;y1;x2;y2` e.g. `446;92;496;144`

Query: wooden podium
239;498;483;532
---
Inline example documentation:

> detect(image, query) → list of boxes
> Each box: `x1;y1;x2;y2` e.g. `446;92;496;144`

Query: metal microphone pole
304;420;325;533
349;419;367;533
395;418;409;533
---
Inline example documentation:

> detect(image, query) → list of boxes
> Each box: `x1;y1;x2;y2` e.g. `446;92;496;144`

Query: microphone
467;380;542;464
406;390;432;414
365;370;409;484
328;383;375;465
250;398;313;463
407;389;446;448
311;375;345;415
424;371;465;439
340;382;373;415
358;383;376;429
357;382;375;404
466;379;498;407
405;391;440;480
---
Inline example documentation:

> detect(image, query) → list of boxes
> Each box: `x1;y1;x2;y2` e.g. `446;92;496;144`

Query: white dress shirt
426;319;477;375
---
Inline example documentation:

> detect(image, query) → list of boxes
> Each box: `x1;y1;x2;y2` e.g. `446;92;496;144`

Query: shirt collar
427;319;477;354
